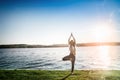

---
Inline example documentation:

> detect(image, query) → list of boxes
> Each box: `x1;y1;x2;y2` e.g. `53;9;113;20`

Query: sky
0;0;120;45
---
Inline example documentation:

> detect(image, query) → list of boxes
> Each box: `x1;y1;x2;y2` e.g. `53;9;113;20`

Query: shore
1;42;120;48
0;70;120;80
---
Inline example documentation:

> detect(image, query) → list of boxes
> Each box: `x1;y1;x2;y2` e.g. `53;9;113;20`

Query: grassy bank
0;70;120;80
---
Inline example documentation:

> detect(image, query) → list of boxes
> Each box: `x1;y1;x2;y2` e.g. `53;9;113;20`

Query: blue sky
0;0;120;44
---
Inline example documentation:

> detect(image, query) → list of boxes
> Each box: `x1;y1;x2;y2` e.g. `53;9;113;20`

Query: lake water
0;46;120;70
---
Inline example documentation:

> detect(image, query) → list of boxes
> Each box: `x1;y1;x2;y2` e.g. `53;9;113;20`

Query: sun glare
92;20;118;69
98;46;111;69
92;21;115;42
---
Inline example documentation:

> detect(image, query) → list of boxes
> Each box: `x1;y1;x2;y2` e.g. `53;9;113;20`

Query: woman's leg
62;55;70;61
71;55;75;73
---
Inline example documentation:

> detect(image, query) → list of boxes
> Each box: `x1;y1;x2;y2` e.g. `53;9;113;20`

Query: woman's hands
71;33;73;37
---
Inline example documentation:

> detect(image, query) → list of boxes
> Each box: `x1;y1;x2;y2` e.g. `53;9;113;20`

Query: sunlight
91;20;119;69
98;46;111;69
92;21;115;42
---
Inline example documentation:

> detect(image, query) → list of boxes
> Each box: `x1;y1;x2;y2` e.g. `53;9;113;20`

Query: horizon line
1;41;120;45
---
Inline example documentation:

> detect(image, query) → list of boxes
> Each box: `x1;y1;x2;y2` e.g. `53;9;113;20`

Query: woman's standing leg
71;55;75;73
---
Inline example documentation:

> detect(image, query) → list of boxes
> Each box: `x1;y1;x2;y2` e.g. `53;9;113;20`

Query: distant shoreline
0;42;120;48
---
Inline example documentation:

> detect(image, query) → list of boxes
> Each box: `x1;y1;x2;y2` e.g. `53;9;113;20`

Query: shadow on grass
61;73;72;80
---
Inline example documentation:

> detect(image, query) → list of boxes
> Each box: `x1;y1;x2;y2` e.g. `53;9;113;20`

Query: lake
0;46;120;70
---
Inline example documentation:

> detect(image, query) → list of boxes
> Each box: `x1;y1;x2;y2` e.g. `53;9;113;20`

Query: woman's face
70;40;74;45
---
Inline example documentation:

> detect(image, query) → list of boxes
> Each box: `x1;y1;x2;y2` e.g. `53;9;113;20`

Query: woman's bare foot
71;72;74;74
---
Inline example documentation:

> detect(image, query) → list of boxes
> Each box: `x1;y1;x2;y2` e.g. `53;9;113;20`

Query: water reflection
0;47;119;70
98;46;111;69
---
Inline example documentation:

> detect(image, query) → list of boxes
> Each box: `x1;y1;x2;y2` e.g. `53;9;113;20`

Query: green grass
0;70;120;80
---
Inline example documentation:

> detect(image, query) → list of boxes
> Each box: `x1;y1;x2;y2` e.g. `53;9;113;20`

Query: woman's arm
71;34;76;44
68;34;72;44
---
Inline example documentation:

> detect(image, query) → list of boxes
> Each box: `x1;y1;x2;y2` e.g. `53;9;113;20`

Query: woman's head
69;40;75;46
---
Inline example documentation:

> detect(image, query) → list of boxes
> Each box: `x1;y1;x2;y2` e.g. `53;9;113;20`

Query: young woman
62;33;76;73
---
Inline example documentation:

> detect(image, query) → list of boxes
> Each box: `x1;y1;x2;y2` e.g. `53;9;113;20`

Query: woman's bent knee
62;56;70;61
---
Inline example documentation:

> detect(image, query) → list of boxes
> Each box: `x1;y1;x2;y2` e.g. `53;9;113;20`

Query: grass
0;70;120;80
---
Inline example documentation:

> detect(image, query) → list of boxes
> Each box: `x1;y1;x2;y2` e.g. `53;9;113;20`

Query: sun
91;21;118;69
92;21;115;42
